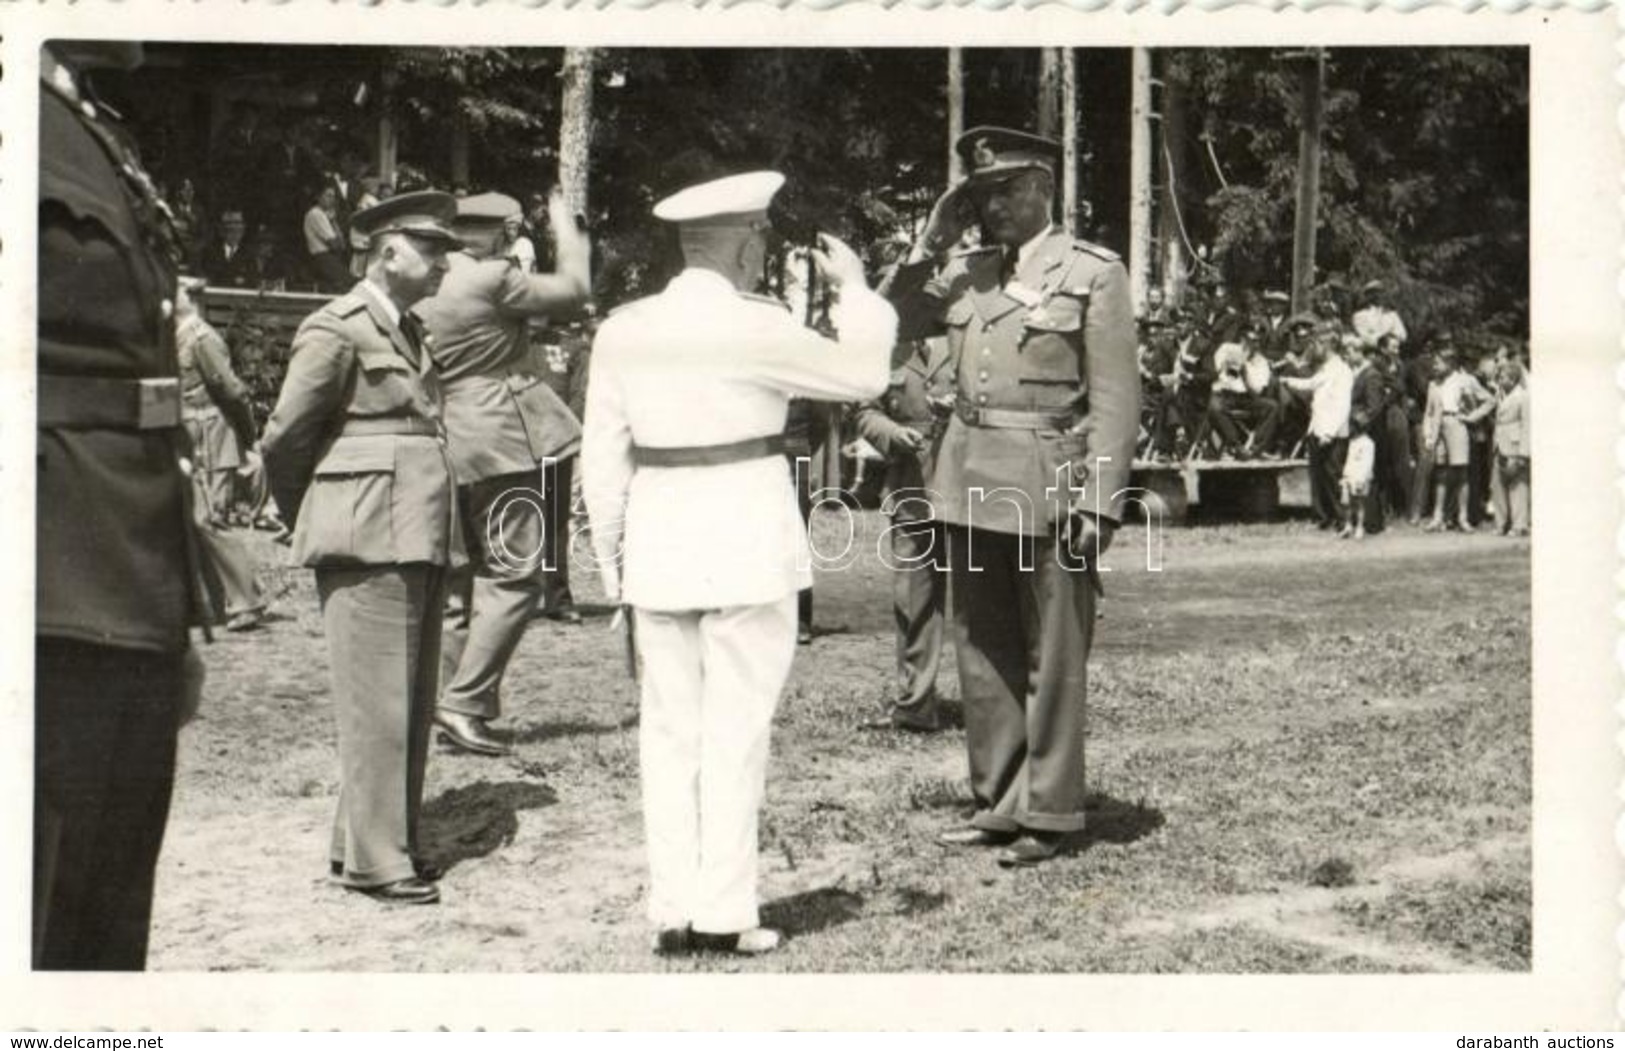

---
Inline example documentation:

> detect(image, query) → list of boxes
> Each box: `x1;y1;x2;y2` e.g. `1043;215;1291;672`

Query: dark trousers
888;519;947;726
787;451;815;632
34;638;182;970
1375;407;1414;521
1308;435;1349;528
442;472;544;720
321;564;446;886
1208;391;1281;453
1467;435;1493;526
540;456;576;614
945;525;1093;834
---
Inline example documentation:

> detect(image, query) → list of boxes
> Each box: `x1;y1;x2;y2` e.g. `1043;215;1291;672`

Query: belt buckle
137;378;181;429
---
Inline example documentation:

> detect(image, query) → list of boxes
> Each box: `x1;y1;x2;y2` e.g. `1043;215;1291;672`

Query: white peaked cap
653;170;785;224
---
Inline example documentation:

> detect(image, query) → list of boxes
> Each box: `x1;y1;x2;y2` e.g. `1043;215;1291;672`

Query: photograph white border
0;2;1616;1031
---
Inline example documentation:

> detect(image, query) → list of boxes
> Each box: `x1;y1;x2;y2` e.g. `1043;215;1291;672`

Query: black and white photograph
4;4;1617;1032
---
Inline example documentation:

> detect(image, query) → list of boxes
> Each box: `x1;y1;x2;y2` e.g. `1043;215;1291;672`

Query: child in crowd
1339;430;1376;539
1491;361;1530;536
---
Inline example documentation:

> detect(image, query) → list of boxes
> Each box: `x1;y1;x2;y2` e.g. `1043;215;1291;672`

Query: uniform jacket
893;229;1139;533
262;283;460;568
415;252;582;484
37;73;192;652
852;336;953;523
177;314;257;469
583;268;894;611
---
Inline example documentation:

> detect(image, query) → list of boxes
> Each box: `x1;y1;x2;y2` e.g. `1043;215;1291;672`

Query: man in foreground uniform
582;171;895;954
415;191;590;756
263;191;463;905
35;40;204;969
885;127;1139;868
852;334;953;732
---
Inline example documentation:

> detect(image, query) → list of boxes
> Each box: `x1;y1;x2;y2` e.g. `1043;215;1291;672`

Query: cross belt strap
633;433;788;468
38;374;181;430
955;402;1077;431
339;416;443;438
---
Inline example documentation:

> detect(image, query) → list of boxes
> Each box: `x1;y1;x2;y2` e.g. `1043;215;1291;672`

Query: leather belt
339;416;442;438
955;403;1076;431
37;374;181;430
633;434;787;468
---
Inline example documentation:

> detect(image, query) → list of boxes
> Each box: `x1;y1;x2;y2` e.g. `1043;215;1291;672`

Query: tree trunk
1290;48;1325;316
947;48;965;185
1158;63;1189;306
1060;49;1079;235
559;47;595;221
449;109;471;190
1037;48;1062;139
1129;48;1155;315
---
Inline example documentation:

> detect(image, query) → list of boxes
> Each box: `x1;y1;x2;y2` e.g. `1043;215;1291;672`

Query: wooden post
1061;49;1079;235
1290;48;1325;316
947;48;965;185
1128;47;1155;314
450;110;471;190
559;47;595;220
1158;59;1189;306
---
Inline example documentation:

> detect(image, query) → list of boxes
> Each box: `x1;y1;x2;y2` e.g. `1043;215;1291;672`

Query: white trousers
634;595;798;934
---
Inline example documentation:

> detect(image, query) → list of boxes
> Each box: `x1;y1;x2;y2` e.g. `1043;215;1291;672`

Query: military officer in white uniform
582;171;895;954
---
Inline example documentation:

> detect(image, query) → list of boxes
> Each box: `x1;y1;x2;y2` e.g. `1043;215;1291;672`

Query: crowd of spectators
1137;277;1530;538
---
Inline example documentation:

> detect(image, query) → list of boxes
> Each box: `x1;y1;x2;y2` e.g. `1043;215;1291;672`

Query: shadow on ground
420;780;558;872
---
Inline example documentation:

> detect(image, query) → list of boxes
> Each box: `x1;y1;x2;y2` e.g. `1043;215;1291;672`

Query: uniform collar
358;278;401;327
1014;223;1054;273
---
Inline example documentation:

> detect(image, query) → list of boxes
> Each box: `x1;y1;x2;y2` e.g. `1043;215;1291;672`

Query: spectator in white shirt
1283;335;1354;529
302;185;349;292
505;213;537;272
1421;350;1494;532
1351;279;1408;350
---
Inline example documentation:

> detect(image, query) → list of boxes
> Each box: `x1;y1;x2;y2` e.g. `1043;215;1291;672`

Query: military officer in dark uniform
886;127;1139;867
262;192;463;905
532;313;596;624
852;335;954;732
35;41;204;970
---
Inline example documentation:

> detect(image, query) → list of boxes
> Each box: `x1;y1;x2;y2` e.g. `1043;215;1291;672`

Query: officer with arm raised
884;128;1139;868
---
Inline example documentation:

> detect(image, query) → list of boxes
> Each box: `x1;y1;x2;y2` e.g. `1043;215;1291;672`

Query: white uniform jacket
583;268;895;611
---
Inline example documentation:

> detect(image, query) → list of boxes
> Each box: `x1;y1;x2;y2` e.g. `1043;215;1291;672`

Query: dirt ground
147;512;1530;973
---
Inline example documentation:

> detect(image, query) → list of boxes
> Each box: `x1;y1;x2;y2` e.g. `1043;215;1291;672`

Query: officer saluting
414;190;590;757
582;171;894;954
262;191;463;905
886;127;1139;867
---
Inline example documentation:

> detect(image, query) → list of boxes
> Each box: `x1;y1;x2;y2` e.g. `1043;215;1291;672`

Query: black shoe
996;832;1066;868
797;625;814;646
332;858;442;881
858;713;942;734
346;877;440;905
435;711;513;757
544;607;583;625
937;827;1019;849
651;927;693;956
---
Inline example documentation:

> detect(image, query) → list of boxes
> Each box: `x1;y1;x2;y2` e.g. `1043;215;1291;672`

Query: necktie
1000;248;1017;288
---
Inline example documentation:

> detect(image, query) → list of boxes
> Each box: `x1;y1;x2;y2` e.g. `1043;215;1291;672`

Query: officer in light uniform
263;191;463;906
582;171;895;954
886;127;1139;868
415;190;591;756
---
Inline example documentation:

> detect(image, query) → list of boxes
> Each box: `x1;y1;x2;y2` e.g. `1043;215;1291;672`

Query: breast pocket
352;349;419;415
1019;295;1085;386
295;438;397;564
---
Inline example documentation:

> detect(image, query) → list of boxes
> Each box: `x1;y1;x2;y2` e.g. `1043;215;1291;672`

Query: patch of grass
1336;853;1532;970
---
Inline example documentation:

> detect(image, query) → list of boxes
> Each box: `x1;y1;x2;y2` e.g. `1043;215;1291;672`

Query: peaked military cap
352;190;460;246
653;171;785;225
955;126;1062;184
456;191;523;226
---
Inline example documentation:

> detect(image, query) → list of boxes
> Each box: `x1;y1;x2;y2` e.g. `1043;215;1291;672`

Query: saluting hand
808;234;868;291
915;181;971;260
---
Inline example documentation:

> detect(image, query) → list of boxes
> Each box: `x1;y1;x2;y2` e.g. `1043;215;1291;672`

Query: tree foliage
1164;47;1528;341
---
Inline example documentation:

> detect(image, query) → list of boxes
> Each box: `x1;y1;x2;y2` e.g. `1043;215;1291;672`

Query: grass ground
148;512;1529;973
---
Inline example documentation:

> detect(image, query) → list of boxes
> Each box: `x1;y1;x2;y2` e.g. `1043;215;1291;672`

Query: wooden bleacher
1129;455;1311;523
